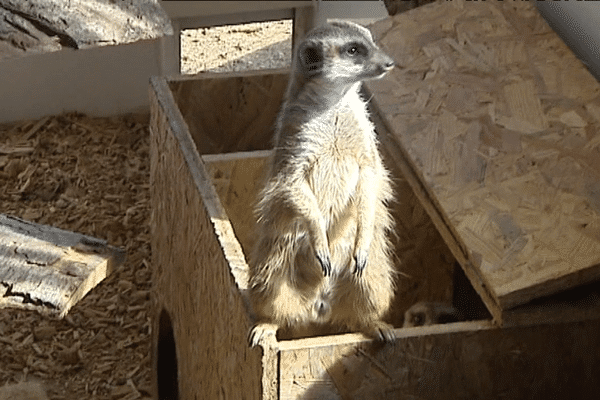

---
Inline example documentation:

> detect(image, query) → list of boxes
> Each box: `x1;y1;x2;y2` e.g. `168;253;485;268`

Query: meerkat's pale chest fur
249;21;397;345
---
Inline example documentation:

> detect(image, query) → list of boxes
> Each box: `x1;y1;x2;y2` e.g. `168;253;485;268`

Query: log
0;213;125;317
0;0;171;59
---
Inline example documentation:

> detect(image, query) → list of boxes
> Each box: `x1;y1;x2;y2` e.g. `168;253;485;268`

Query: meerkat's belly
307;153;359;223
306;108;368;214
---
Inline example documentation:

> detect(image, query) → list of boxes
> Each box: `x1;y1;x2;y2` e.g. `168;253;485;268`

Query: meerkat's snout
366;48;395;80
379;53;395;71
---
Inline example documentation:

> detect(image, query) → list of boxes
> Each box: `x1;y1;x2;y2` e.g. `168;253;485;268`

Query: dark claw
316;252;331;277
380;327;396;343
248;323;278;347
363;321;396;344
354;254;367;276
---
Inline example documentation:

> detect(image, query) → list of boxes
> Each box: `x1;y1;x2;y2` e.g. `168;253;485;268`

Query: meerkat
248;21;397;346
403;302;464;328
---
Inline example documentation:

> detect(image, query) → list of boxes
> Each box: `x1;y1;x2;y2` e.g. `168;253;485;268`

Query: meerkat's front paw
315;249;332;276
311;224;332;276
248;323;279;347
353;250;368;277
364;321;396;342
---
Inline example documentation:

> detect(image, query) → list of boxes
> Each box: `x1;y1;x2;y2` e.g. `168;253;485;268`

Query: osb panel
278;320;600;399
149;78;262;400
168;69;289;155
201;151;270;258
366;0;600;314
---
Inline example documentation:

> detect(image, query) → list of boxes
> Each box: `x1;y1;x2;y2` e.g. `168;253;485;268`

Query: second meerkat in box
249;21;397;345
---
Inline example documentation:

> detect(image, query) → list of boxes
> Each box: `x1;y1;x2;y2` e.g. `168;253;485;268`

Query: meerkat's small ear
299;43;323;76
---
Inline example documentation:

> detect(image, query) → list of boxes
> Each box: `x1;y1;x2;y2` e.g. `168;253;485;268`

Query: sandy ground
181;20;293;74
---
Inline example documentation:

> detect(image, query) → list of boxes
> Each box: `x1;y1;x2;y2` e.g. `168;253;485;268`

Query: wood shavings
0;381;49;400
0;112;152;399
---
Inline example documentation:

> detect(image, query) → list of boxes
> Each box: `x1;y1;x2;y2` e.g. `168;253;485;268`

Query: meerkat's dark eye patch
344;42;368;58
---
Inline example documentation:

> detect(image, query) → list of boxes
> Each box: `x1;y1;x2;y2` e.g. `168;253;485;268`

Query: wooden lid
366;0;600;322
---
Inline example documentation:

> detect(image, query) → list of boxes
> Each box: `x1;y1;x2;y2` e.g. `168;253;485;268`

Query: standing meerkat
249;20;396;346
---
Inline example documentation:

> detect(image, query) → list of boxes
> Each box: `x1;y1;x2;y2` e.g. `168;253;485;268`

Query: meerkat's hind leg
248;322;279;348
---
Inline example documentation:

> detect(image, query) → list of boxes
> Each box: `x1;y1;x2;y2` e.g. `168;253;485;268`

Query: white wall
6;2;595;124
0;1;390;123
315;0;388;26
159;1;312;22
0;37;175;123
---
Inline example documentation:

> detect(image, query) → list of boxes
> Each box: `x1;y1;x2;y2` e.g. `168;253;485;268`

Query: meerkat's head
296;20;395;85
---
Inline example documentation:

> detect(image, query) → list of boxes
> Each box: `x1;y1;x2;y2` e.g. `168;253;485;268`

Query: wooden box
149;3;600;399
149;68;600;399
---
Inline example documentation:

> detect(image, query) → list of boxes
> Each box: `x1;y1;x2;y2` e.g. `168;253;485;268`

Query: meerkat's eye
345;42;367;58
412;313;424;326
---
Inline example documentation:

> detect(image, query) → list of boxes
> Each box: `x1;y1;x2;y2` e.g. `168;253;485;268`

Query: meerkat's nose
380;53;395;70
382;59;395;72
373;50;395;70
